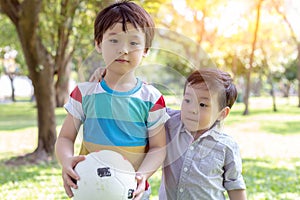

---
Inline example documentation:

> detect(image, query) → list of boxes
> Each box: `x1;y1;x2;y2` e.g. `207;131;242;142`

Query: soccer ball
72;150;137;200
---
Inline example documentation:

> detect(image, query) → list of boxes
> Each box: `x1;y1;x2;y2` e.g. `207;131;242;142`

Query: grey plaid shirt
159;109;246;200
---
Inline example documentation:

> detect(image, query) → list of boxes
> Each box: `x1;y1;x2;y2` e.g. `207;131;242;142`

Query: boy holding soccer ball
55;1;169;199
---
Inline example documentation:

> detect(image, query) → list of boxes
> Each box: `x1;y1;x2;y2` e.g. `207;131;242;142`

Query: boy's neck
104;70;137;92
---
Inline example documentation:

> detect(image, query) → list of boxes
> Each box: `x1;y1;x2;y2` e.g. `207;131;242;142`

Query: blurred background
0;0;299;199
1;0;299;108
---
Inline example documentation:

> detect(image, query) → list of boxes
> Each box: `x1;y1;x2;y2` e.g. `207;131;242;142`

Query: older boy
55;1;169;199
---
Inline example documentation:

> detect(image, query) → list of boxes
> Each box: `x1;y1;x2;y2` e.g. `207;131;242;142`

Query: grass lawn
0;97;300;199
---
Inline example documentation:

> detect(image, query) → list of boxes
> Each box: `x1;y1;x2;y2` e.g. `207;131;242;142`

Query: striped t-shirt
64;78;169;170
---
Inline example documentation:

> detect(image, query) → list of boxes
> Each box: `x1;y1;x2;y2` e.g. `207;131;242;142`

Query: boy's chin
184;125;199;133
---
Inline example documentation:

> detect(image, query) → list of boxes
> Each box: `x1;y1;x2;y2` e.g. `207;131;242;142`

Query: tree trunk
243;0;263;115
53;0;78;107
8;74;16;102
272;0;300;107
55;62;71;107
17;2;57;160
269;75;277;112
282;83;290;98
0;0;57;162
32;68;56;157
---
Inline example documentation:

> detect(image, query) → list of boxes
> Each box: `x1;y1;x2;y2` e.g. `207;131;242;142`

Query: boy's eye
130;41;139;46
109;39;118;43
199;103;207;107
184;99;190;103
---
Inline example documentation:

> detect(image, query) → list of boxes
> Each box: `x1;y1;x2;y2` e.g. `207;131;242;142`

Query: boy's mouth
184;116;199;122
115;59;129;63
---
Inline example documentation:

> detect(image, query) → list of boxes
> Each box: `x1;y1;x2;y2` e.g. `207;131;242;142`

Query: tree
0;0;93;163
0;0;58;163
272;0;300;107
243;0;264;115
283;58;298;97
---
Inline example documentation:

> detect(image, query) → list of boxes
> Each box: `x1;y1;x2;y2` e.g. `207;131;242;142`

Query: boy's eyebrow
108;32;142;39
185;91;210;100
108;32;118;36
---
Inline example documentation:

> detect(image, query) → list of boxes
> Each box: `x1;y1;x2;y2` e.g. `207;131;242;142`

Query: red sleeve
150;96;166;112
70;86;82;103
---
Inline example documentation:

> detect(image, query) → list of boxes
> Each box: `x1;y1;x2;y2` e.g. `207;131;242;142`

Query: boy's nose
118;44;129;54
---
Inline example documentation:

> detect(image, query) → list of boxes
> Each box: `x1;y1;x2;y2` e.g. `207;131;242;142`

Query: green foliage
0;14;26;75
0;15;19;49
223;52;248;76
284;58;298;82
140;0;171;15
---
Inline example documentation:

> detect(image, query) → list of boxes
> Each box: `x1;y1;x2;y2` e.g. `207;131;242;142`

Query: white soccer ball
72;150;137;200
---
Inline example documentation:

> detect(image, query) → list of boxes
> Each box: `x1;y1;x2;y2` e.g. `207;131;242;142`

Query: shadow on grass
243;158;300;199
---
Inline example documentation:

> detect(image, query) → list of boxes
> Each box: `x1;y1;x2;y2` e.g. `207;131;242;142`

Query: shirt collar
181;124;223;142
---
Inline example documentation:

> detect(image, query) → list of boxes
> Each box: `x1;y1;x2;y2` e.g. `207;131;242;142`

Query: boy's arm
228;189;247;200
133;124;166;199
55;113;85;198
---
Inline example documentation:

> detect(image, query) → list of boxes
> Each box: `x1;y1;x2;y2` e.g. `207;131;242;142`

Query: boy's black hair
184;68;238;110
94;0;155;52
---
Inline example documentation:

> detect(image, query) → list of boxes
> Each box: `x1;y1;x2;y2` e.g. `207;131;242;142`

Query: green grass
0;161;66;199
0;102;66;131
1;97;300;199
243;158;300;200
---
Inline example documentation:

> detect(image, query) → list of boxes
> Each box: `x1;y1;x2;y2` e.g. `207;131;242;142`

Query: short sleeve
64;85;85;122
223;142;246;190
147;95;170;130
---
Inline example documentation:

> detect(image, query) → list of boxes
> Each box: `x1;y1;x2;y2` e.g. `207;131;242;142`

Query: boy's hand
61;155;85;198
133;173;146;200
89;67;106;82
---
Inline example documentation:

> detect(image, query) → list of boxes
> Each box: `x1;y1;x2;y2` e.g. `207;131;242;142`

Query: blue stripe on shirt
83;93;154;122
83;118;148;146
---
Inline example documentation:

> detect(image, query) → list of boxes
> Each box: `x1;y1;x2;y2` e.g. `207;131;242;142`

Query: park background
0;0;300;199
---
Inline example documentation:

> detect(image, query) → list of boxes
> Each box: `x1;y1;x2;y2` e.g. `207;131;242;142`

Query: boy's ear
143;49;149;57
95;41;102;53
218;107;230;121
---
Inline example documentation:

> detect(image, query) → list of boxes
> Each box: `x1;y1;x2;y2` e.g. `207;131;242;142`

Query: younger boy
55;1;169;199
159;68;247;200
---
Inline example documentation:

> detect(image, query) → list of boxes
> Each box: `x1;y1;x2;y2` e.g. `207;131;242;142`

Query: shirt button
189;146;194;150
183;167;188;172
179;188;184;193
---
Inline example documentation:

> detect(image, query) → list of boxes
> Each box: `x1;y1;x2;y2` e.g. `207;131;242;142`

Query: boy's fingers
89;74;97;82
62;173;76;197
65;167;79;181
63;180;74;198
133;174;145;197
63;170;78;185
89;67;106;82
62;155;85;198
133;192;143;200
73;155;85;165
